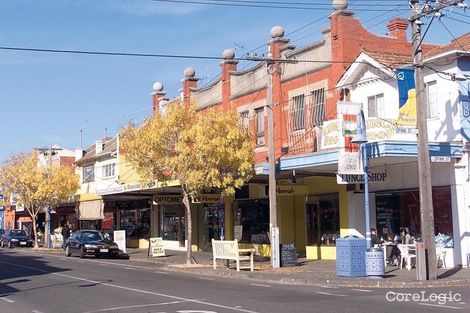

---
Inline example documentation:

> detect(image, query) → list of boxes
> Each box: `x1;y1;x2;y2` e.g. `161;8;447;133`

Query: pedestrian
400;228;412;244
61;222;70;247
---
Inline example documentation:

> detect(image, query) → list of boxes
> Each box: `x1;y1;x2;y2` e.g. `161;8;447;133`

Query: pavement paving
29;247;470;288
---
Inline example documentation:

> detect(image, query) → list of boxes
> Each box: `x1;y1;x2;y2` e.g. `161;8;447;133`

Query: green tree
0;152;79;248
121;101;254;264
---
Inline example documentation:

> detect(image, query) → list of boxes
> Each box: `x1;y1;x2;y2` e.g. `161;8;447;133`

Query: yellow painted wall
306;245;337;260
78;193;102;201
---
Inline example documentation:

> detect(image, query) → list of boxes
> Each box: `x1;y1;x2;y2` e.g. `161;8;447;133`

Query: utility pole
410;0;467;280
267;61;280;269
36;146;62;248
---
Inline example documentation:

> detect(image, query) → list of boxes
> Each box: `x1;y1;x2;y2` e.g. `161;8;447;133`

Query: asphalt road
0;248;469;313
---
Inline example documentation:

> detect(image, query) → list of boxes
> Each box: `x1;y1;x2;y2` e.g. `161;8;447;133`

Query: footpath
31;247;470;289
124;248;470;289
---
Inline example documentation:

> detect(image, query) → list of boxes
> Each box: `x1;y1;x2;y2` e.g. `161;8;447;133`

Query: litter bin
336;236;366;277
365;248;384;276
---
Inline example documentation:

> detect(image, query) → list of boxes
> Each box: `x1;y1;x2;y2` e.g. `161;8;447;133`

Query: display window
306;194;340;246
376;186;453;246
233;199;269;244
120;208;150;239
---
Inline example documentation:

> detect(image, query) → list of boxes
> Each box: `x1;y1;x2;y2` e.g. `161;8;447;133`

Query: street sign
430;156;451;163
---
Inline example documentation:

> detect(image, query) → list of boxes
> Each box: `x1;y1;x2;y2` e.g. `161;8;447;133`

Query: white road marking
316;291;347;297
250;283;271;288
32;310;44;313
0;297;15;303
80;300;188;313
418;303;464;310
124;267;135;270
320;285;338;289
155;271;169;275
198;277;215;280
0;260;259;313
352;288;372;293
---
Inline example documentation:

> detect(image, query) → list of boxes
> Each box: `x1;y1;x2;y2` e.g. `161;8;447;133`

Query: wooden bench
212;239;255;271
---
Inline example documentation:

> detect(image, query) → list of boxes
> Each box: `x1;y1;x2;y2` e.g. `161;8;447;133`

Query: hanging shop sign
97;180;158;196
149;237;166;257
192;194;221;204
336;172;388;184
321;119;339;150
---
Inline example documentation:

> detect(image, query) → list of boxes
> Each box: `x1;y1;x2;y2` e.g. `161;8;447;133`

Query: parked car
64;230;120;258
1;229;34;248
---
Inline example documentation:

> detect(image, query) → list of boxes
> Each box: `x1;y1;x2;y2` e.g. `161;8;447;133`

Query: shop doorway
160;205;185;247
202;204;224;251
306;194;340;246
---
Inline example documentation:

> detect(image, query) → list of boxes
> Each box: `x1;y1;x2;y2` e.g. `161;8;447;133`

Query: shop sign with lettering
276;185;309;196
336;172;388;184
192;194;221;204
149;237;166;257
152;195;183;205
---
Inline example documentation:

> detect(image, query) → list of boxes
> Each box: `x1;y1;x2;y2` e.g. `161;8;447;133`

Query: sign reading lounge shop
336;172;388;184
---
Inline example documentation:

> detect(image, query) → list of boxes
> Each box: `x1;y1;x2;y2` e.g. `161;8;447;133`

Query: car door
67;232;81;254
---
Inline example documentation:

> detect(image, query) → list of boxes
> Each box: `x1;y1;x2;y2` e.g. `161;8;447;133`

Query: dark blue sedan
1;229;34;248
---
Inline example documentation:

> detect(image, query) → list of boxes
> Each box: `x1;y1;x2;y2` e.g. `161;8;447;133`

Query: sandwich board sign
149;237;165;257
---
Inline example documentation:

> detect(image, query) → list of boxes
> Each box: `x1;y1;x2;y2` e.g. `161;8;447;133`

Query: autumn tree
121;101;254;264
0;152;79;248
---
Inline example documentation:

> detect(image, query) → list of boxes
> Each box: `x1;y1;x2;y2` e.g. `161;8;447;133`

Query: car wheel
8;241;12;248
0;240;4;248
79;246;85;258
65;246;71;257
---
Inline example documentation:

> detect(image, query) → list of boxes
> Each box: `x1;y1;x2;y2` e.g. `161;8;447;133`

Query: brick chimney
387;18;408;42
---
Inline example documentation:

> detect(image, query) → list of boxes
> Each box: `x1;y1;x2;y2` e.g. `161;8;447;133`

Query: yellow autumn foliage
0;151;79;247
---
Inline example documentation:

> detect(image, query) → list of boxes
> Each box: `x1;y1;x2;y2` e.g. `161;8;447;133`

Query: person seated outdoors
370;228;382;247
400;228;413;244
385;230;400;265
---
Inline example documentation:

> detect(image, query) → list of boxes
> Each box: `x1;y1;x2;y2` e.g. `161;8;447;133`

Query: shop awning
78;200;103;220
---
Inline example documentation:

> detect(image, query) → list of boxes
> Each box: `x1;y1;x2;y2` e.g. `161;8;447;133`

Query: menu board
376;196;399;237
280;243;297;267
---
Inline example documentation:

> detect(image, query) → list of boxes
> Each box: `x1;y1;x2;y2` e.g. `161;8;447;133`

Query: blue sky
0;0;468;162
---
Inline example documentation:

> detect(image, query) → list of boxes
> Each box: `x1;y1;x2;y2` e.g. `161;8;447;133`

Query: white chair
436;244;447;268
397;244;416;270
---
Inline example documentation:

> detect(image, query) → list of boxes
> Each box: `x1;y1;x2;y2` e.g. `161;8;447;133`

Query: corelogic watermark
386;291;462;305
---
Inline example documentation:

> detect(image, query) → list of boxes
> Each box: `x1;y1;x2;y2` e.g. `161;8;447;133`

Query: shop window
233;199;269;244
306;194;340;246
120;208;150;239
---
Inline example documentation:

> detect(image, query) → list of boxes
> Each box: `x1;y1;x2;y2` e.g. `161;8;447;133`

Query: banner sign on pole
396;68;417;127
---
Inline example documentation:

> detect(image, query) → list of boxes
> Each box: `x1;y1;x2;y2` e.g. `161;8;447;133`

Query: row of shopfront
0;142;463;267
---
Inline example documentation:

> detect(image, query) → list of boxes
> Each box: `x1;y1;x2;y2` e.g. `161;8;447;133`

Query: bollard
416;242;427;281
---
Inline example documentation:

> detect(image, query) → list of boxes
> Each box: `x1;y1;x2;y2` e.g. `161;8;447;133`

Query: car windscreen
11;230;27;236
81;231;103;242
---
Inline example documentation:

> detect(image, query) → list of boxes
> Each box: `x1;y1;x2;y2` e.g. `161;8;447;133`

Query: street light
351;109;371;249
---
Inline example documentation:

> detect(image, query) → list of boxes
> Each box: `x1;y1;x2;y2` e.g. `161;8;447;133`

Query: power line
149;0;406;11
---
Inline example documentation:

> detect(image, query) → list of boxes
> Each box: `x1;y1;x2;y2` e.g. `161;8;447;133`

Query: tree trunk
181;185;192;265
32;215;39;249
